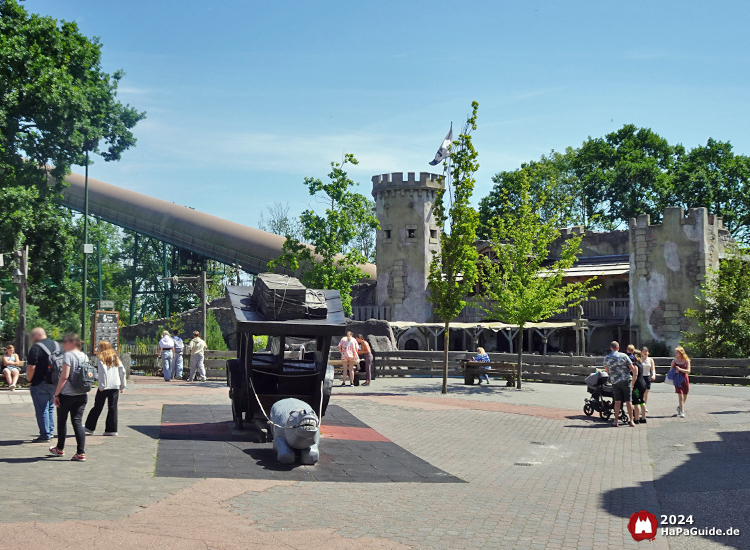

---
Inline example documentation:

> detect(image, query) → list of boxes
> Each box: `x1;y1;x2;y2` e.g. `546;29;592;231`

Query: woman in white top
157;331;175;382
641;346;655;412
85;341;127;436
2;344;21;390
337;331;359;387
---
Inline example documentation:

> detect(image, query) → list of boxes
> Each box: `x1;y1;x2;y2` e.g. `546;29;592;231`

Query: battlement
371;172;443;194
629;207;725;230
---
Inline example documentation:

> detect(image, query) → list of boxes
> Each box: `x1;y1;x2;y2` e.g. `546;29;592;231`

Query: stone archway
397;328;428;351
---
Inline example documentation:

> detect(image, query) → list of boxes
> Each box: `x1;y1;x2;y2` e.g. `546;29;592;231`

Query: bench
460;360;517;387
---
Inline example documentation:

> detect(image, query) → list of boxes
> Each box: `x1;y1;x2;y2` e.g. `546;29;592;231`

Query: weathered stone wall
372;172;442;323
550;227;630;257
629;207;731;349
120;297;237;350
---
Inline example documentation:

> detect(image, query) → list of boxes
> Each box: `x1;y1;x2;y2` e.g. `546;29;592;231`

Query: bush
205;310;227;351
641;339;671;357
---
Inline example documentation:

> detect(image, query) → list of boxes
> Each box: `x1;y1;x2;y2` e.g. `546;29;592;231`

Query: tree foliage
427;102;481;394
268;154;379;315
480;172;599;388
258;202;304;241
682;251;750;358
0;0;145;192
478;125;750;241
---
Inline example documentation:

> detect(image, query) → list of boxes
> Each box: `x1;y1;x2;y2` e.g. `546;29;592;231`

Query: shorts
3;367;19;373
643;375;651;390
612;381;632;403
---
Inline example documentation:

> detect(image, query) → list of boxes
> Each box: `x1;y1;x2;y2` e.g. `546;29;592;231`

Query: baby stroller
583;371;629;423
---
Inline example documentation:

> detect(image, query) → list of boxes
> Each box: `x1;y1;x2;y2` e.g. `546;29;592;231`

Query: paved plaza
0;376;748;549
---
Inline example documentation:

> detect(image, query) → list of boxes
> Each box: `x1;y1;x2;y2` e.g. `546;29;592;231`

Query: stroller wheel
620;409;629;423
600;409;612;420
583;403;594;416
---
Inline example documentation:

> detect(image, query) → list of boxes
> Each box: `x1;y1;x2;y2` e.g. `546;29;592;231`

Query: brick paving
0;377;747;549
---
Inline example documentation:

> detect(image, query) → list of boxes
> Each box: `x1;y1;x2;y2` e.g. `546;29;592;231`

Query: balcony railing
551;298;629;321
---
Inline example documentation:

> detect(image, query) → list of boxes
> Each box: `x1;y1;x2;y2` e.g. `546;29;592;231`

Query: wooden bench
460;360;517;387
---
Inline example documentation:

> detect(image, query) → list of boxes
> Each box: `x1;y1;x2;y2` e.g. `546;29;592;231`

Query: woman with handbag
670;346;691;418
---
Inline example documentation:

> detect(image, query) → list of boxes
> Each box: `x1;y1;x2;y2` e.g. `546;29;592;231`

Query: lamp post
81;141;96;351
13;246;28;359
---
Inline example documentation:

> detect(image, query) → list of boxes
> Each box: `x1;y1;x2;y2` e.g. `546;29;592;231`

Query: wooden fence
370;351;750;386
127;349;235;379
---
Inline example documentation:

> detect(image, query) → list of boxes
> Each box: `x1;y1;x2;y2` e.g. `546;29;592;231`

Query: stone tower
371;172;443;322
629;207;731;349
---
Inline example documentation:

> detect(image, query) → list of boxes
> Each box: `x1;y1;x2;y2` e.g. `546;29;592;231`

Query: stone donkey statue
269;398;320;464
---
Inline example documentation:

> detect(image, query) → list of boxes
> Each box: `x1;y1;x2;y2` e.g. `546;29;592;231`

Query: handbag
664;369;675;386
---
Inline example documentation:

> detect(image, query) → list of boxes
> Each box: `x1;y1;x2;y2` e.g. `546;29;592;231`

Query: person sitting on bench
473;347;491;384
3;345;21;390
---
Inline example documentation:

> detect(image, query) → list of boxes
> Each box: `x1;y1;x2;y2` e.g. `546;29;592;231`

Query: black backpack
35;341;64;386
68;352;97;392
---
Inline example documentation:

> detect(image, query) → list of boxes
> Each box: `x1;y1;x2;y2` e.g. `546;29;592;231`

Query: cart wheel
583;403;594;416
600;409;611;420
620;409;629;423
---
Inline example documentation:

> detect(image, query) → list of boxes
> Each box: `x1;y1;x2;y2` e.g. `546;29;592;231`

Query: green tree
268;154;379;315
574;125;677;228
673;138;750;243
0;0;145;191
427;102;481;394
683;251;750;358
205;309;228;351
479;172;599;388
479;148;582;238
0;0;144;328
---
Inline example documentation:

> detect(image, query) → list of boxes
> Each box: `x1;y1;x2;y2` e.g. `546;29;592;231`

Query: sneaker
340;382;347;387
200;378;207;382
103;432;118;436
679;411;685;418
71;453;86;461
32;437;51;443
85;428;95;435
640;418;647;424
676;406;682;415
49;446;64;457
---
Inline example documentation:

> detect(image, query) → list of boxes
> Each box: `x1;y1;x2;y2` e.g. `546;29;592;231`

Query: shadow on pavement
600;429;750;548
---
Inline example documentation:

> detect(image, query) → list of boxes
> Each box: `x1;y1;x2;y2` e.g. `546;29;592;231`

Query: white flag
429;125;452;166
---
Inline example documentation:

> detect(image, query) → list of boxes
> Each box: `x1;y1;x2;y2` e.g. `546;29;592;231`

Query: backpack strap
34;341;61;357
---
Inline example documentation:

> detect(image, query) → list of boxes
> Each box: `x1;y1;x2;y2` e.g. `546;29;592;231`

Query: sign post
91;310;120;352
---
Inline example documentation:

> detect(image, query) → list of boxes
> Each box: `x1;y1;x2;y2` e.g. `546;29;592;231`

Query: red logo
628;511;658;541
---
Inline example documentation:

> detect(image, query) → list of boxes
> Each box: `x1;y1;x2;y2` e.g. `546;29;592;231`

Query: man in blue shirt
603;341;637;427
171;330;184;380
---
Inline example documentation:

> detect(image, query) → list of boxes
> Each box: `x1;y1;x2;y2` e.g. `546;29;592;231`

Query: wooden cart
225;285;346;441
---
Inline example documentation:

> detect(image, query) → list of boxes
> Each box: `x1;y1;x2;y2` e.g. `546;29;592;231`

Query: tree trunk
516;325;524;389
442;322;450;394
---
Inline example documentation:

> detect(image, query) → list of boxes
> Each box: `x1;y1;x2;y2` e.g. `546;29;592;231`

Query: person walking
626;344;636;363
338;331;359;387
187;331;207;382
49;334;89;461
603;341;637;427
2;344;21;390
157;331;175;382
473;347;491;384
355;334;373;386
84;341;126;436
25;328;59;443
641;346;655;412
171;330;184;380
671;346;691;418
631;350;648;424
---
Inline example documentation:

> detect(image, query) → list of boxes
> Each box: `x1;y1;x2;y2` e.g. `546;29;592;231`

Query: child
474;347;491;384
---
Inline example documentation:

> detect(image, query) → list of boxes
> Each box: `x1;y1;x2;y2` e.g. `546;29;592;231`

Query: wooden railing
551;298;629;321
351;305;392;322
129;349;236;379
371;351;750;385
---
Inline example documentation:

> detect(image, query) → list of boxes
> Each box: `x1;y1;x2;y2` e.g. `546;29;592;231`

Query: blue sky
28;0;750;227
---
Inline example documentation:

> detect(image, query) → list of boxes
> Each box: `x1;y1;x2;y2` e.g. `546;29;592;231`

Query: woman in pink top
338;331;359;387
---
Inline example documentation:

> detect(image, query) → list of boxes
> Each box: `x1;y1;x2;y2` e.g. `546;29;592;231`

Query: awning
389;320;577;332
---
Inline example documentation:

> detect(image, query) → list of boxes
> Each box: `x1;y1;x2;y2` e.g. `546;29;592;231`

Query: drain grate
531;441;545;445
514;462;534;466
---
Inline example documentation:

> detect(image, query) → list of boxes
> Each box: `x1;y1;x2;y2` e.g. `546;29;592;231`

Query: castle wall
372;172;442;322
629;207;731;349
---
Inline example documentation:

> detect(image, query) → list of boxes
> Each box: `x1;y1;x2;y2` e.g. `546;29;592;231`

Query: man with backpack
25;327;60;443
49;334;97;462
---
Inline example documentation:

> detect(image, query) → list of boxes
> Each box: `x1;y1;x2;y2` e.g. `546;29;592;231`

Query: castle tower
371;172;443;322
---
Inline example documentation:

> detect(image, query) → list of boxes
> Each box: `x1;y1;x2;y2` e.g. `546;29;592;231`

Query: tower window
430;229;437;239
384;229;391;239
407;228;416;239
